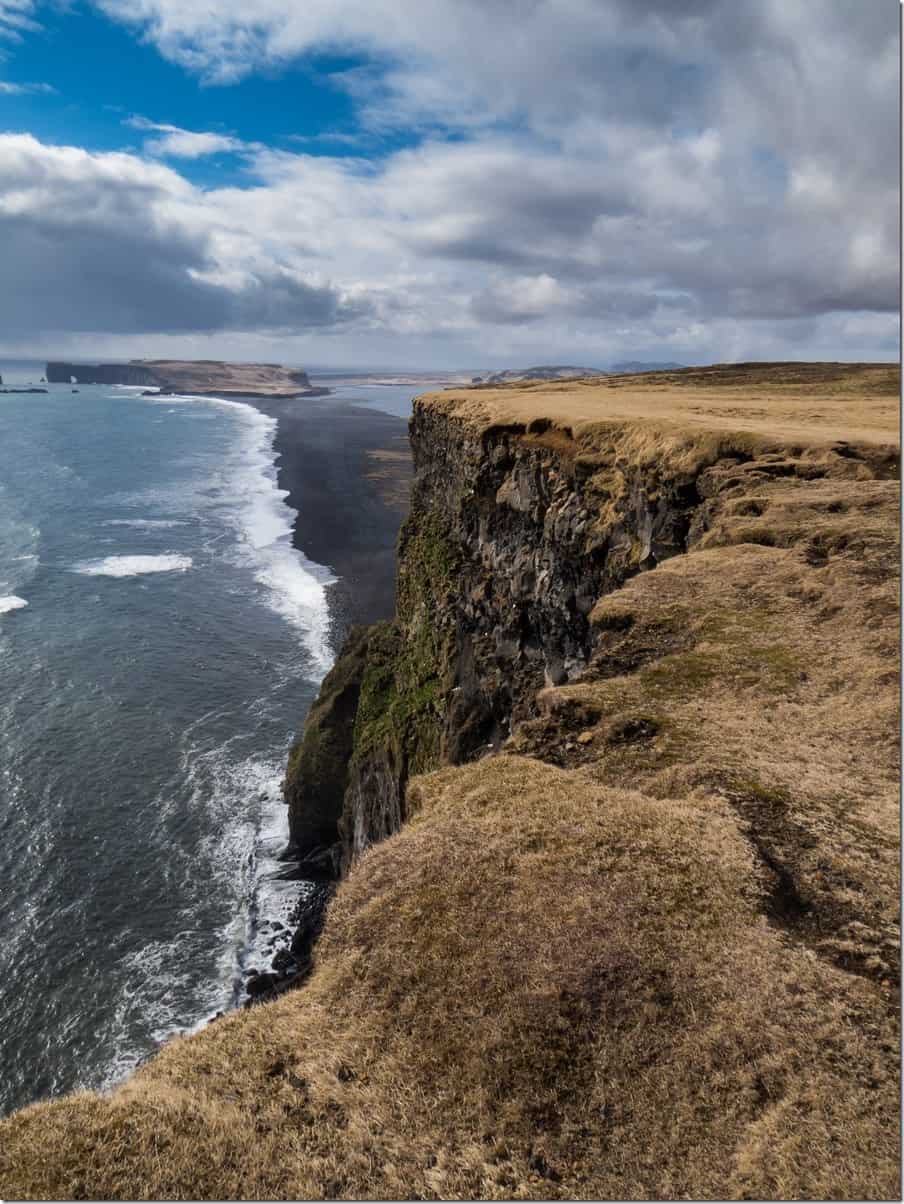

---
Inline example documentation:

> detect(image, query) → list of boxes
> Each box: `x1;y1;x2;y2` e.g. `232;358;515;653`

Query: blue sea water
310;380;433;419
0;375;353;1115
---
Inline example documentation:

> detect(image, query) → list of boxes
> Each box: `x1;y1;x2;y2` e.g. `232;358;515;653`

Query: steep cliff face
330;408;703;856
46;361;159;386
287;396;864;870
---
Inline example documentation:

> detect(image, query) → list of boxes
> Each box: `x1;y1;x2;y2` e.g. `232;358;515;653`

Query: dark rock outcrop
284;625;373;864
46;362;159;386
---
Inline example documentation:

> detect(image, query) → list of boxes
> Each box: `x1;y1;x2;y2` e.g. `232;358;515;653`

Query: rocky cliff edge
1;362;899;1200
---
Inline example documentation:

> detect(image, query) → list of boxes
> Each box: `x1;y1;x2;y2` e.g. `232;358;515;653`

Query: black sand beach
220;391;415;1003
251;394;413;648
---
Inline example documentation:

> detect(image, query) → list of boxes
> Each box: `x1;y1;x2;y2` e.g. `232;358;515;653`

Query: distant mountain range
471;361;685;384
471;365;608;384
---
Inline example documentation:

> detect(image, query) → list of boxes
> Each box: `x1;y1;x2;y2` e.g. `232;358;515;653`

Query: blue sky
0;0;899;369
0;4;410;182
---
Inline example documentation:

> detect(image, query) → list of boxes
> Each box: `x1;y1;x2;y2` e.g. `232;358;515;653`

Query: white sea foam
73;554;192;577
98;746;296;1094
103;519;188;529
92;390;339;1086
162;393;336;676
0;595;28;613
192;751;296;1007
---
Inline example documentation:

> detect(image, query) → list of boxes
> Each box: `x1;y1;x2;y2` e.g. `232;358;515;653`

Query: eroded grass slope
1;756;898;1199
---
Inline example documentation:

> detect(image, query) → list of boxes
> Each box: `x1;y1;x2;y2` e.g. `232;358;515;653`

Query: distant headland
45;359;329;399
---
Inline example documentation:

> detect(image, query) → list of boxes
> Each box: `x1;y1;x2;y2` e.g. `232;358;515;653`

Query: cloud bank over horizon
0;0;898;368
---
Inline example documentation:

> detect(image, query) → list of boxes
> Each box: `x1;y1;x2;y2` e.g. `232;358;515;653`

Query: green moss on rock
285;624;374;853
353;511;461;778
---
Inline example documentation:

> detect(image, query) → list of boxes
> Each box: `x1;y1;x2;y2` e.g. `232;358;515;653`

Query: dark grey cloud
0;136;366;336
1;217;363;334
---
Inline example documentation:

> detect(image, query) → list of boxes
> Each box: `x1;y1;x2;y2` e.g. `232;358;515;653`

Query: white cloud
471;274;579;324
0;0;898;366
0;134;367;337
0;80;54;94
0;0;39;41
126;116;251;158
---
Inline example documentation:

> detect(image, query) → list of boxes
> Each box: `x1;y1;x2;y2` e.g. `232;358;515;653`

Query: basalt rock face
287;403;706;871
46;362;159;386
284;625;372;861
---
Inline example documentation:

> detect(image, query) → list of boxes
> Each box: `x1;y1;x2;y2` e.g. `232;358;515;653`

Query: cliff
46;359;319;397
288;364;900;897
46;361;159;386
1;362;899;1200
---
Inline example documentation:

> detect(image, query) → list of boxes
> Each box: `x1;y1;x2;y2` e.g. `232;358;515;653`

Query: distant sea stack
45;360;325;399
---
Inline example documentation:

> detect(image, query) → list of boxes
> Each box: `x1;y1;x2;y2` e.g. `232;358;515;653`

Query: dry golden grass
0;363;898;1200
1;757;898;1200
427;361;899;449
512;433;900;987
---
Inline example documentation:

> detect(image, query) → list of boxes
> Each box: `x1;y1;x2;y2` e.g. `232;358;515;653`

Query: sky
0;0;899;370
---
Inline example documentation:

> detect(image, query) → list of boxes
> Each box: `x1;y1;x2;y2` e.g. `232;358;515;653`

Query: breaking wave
73;554;193;577
163;394;335;675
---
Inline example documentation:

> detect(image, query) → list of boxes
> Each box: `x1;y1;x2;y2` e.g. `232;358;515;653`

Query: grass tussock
1;757;898;1200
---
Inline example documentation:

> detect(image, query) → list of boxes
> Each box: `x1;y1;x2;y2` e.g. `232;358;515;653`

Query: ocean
0;366;415;1116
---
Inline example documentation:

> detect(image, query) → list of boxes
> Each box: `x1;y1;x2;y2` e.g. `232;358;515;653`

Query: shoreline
115;385;414;1012
232;390;413;1002
144;386;331;400
247;392;414;647
98;383;414;1009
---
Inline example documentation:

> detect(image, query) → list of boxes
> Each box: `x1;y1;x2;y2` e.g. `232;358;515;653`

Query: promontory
45;359;325;398
1;361;899;1201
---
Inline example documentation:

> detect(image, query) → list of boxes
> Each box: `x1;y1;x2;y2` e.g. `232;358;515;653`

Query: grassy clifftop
1;363;898;1200
425;360;898;447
